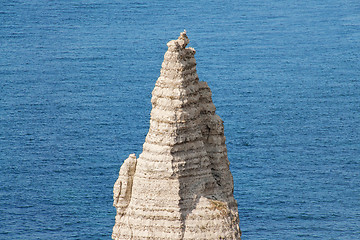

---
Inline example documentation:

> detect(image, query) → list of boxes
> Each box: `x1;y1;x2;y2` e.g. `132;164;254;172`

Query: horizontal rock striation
113;31;241;240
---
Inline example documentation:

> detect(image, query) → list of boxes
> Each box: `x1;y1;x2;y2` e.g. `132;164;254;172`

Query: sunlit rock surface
113;31;241;240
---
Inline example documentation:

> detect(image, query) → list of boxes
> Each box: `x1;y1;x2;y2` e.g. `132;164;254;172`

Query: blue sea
1;0;359;239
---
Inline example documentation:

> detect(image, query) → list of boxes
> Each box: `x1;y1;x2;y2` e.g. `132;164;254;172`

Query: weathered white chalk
112;31;241;240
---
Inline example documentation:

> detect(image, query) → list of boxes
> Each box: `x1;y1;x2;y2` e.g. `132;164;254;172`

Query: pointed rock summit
113;31;241;239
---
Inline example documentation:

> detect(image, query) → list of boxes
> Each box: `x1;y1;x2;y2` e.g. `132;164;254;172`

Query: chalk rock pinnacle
112;31;241;240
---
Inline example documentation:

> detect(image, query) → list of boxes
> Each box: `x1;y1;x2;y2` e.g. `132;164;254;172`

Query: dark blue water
1;0;359;239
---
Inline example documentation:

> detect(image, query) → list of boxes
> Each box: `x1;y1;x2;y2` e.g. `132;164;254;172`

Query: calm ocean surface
1;0;359;239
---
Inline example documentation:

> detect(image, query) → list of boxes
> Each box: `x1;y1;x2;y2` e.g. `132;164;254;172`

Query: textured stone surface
112;31;241;240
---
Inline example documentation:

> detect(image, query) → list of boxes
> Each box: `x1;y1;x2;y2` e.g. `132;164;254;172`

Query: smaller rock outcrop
113;154;137;217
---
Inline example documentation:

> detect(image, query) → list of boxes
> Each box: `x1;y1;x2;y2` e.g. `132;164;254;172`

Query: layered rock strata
113;31;241;240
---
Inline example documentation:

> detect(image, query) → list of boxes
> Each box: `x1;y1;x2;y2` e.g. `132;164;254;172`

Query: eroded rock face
113;31;241;240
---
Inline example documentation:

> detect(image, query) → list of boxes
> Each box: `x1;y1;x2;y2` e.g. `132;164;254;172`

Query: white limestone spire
112;32;241;240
